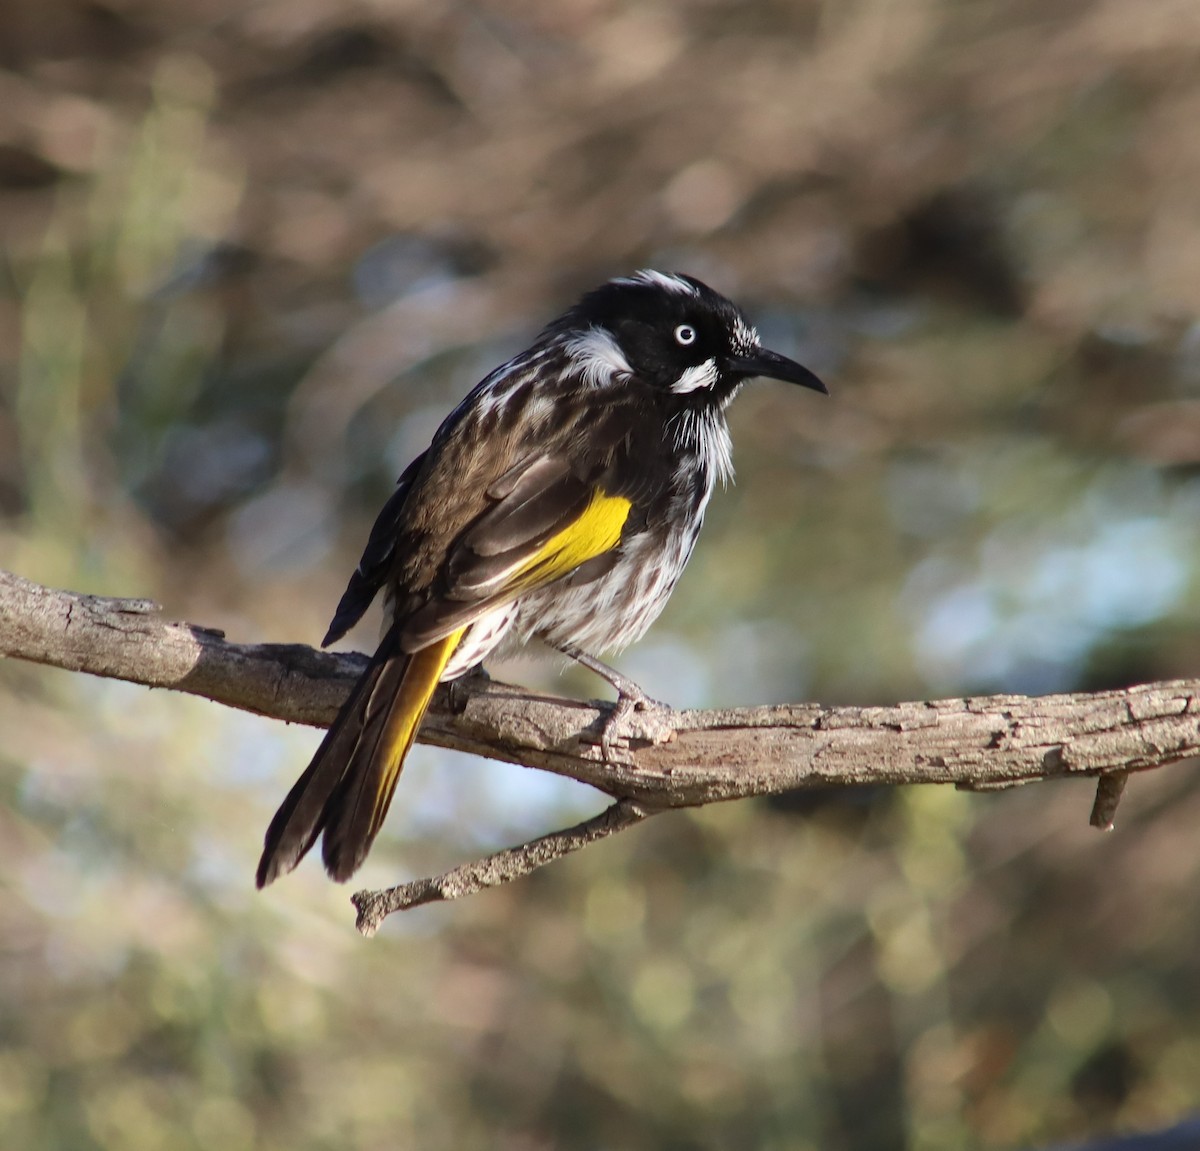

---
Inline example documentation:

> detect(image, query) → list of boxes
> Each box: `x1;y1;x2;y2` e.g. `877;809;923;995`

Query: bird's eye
674;324;697;346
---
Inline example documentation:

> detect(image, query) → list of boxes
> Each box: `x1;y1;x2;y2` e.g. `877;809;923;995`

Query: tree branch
4;569;1199;932
350;799;653;935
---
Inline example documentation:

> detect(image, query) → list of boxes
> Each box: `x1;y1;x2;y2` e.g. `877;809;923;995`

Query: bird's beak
727;348;828;394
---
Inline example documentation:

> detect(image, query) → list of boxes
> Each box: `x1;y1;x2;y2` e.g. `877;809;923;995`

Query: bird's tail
256;626;464;887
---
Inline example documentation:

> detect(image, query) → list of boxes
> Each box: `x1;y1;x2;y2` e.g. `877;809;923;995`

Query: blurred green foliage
3;2;1200;1149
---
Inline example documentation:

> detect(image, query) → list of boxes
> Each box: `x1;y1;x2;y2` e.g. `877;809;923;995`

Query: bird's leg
555;645;675;760
560;646;649;704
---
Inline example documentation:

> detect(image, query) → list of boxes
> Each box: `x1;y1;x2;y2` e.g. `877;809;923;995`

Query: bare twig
351;799;653;935
4;568;1200;931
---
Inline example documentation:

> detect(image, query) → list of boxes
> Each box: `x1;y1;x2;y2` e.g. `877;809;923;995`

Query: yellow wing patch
512;488;631;591
397;488;631;661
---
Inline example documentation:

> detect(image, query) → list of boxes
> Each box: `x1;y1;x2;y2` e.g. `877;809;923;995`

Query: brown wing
327;363;647;653
393;382;647;648
399;444;636;649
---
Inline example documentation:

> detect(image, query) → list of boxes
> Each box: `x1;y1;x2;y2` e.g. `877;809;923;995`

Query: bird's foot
595;685;676;761
553;644;676;761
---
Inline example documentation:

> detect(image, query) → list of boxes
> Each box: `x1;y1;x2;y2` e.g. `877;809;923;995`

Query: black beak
727;348;828;394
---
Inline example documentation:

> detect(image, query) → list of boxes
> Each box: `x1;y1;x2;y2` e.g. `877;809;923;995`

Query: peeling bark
3;569;1198;932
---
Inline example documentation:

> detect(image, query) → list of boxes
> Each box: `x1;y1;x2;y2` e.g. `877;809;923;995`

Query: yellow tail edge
367;626;466;839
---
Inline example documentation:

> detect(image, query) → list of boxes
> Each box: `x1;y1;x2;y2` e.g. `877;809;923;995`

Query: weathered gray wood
4;568;1198;931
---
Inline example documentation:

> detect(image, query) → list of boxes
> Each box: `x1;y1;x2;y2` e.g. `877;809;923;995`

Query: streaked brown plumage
257;271;826;886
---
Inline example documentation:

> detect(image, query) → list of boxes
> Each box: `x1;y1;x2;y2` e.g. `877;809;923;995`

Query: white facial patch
563;327;633;387
671;356;720;394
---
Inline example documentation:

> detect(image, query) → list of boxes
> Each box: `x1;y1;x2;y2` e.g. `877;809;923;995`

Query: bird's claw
592;690;676;761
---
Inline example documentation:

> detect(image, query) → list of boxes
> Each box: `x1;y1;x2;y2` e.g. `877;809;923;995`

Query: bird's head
553;270;827;406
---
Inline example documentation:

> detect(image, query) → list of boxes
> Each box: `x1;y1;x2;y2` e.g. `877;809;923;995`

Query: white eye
674;324;697;346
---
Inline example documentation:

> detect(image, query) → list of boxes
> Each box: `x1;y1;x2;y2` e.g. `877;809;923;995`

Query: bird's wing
399;442;636;651
323;366;645;654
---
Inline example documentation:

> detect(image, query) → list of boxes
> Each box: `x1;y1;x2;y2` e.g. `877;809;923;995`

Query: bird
256;270;827;887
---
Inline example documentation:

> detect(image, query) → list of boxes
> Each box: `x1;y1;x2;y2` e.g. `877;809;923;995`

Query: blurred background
3;1;1200;1148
